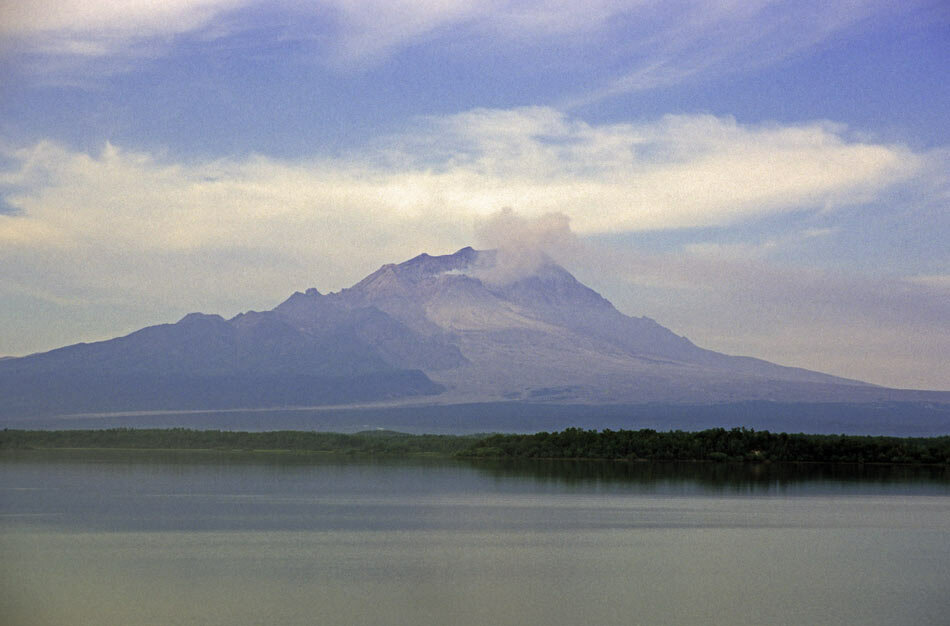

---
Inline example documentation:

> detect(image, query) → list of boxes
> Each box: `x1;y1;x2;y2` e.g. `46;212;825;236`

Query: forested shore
0;428;475;457
464;427;950;464
3;427;950;465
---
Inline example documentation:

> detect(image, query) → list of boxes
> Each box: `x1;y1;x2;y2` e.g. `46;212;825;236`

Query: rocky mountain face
2;246;936;419
322;247;878;404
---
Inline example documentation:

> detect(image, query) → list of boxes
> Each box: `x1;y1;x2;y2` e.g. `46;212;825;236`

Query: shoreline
3;427;950;466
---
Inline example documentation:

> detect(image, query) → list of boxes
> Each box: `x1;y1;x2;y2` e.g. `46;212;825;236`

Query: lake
2;451;949;625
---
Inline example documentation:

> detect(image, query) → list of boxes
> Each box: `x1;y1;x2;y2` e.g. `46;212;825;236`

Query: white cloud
0;139;475;317
1;109;924;262
387;108;923;232
0;107;944;386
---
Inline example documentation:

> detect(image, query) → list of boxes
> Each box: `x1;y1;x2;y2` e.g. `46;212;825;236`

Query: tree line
0;428;474;456
3;426;950;464
461;427;950;464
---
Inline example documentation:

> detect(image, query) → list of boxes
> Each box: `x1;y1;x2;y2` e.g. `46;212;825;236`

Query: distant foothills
1;247;948;434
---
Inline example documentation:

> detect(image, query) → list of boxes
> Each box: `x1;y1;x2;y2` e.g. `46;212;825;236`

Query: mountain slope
3;245;942;420
324;247;873;403
0;301;445;417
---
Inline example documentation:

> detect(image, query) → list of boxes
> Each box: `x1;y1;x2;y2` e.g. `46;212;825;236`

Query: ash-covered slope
320;247;878;403
3;245;939;420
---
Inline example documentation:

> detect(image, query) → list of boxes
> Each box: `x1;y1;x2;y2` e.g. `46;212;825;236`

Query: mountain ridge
3;246;946;421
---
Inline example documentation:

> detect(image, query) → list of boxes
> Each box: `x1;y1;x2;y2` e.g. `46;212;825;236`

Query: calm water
2;451;950;626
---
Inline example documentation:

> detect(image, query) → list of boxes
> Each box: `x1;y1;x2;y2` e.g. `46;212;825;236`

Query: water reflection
3;448;949;497
464;457;950;495
3;450;950;626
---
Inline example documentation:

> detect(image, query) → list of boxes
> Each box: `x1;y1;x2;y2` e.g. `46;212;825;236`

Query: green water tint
2;452;949;625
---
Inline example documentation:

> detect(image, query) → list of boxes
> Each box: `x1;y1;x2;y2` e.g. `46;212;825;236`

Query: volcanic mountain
0;247;941;419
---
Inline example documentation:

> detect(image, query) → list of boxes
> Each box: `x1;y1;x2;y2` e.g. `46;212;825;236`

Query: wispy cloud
0;0;252;38
0;0;253;82
0;0;619;65
565;0;909;105
0;0;249;54
3;0;929;95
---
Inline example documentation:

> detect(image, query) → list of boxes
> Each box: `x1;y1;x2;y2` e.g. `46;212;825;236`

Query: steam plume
473;208;579;285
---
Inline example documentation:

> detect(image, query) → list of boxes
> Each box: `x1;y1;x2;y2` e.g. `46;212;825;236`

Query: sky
1;0;948;390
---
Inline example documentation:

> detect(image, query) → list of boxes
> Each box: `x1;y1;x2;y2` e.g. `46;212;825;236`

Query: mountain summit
1;246;932;419
325;247;872;404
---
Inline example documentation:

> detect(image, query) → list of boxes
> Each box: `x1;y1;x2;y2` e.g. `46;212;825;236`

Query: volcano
1;247;945;422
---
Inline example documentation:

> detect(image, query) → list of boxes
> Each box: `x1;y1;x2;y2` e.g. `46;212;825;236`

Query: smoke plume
472;208;579;285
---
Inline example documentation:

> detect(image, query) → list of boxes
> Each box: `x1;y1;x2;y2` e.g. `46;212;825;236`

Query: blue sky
1;0;948;389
